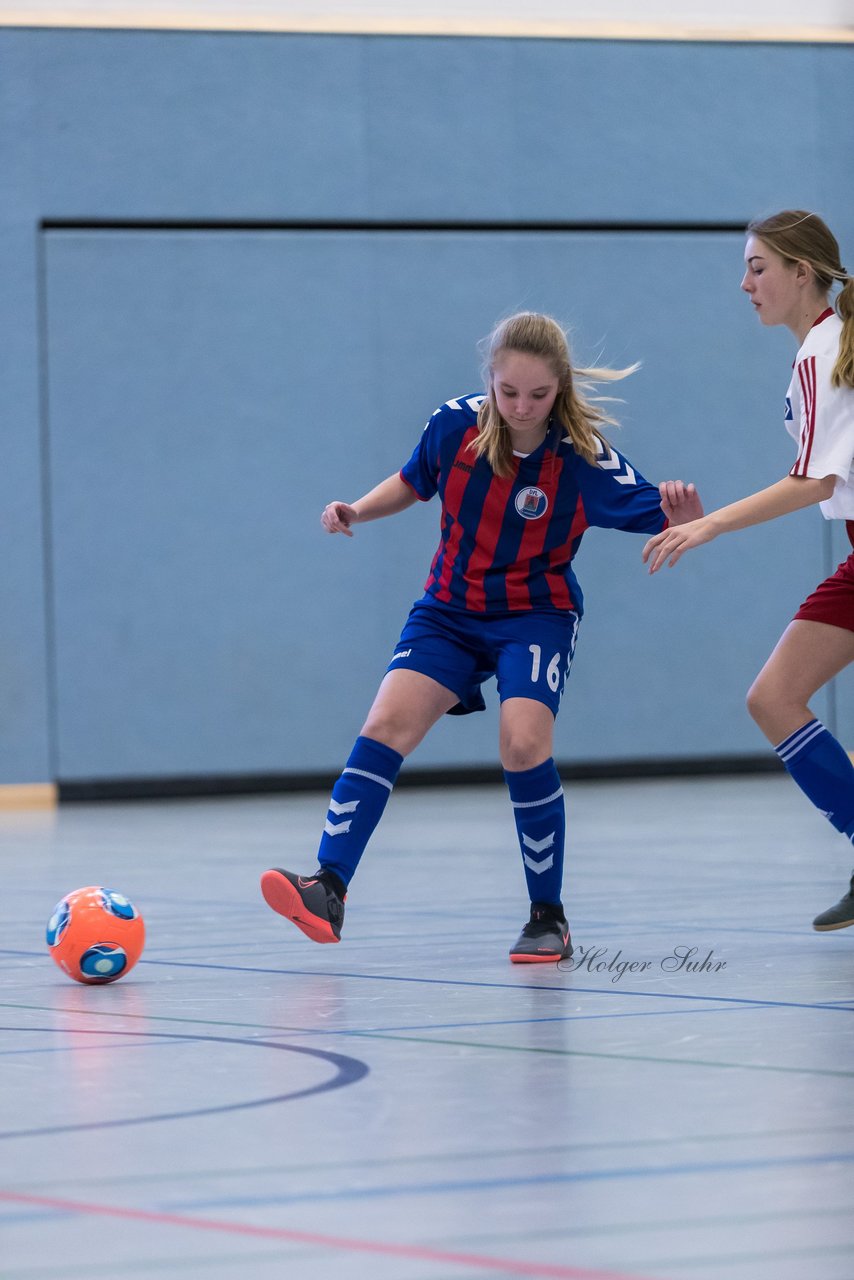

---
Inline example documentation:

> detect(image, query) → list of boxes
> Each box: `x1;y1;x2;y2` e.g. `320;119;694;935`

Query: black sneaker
260;868;346;944
509;902;572;964
813;874;854;932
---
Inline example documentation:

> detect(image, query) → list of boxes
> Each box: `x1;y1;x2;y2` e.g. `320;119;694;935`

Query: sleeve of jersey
399;407;443;501
790;355;854;482
576;439;666;533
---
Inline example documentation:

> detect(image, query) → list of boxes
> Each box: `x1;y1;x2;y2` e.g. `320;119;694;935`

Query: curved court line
138;956;854;1014
0;1190;657;1280
0;1027;368;1140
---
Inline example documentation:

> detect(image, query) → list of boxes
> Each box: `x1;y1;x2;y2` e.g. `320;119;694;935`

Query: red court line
0;1189;656;1280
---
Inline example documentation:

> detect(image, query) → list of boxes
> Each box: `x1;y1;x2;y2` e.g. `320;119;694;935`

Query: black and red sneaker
509;902;572;964
813;874;854;931
260;868;346;944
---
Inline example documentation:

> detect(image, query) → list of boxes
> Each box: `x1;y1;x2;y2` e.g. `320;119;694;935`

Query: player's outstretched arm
321;473;418;536
642;473;836;573
658;480;704;526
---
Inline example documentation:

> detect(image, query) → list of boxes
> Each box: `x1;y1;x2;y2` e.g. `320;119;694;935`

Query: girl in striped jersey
262;312;702;962
644;210;854;931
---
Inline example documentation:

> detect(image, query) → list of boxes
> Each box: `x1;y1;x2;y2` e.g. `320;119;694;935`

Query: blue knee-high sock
317;736;404;886
775;719;854;842
504;758;566;907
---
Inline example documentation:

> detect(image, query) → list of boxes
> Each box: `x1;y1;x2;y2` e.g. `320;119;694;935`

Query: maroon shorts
794;521;854;632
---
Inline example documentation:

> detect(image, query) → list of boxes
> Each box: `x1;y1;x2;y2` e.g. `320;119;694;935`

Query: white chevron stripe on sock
329;798;359;816
522;832;555;854
523;852;555;874
324;818;353;837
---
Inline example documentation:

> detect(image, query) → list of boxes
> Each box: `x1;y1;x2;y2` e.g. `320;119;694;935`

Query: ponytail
833;275;854;390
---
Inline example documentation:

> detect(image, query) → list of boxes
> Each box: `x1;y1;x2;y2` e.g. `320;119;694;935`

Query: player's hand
642;516;717;573
658;480;704;525
321;501;359;536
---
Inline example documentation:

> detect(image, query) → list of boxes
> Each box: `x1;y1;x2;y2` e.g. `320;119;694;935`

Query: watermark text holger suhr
562;945;726;983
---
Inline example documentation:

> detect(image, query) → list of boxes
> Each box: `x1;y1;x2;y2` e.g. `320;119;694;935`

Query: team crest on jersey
515;486;549;520
785;396;793;421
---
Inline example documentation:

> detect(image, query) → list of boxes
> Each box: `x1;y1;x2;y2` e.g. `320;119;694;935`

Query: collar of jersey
513;418;561;463
811;306;835;330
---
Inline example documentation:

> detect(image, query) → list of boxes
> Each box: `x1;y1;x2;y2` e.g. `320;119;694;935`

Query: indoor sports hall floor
1;773;853;1280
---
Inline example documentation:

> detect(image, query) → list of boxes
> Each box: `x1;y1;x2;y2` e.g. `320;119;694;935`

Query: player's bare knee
745;677;768;726
360;712;416;757
500;735;549;773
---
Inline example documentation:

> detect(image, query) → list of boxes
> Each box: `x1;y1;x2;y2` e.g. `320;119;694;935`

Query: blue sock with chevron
504;758;566;906
775;719;854;840
316;736;404;887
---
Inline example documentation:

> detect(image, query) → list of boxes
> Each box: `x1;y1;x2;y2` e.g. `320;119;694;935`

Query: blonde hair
470;312;637;478
748;209;854;388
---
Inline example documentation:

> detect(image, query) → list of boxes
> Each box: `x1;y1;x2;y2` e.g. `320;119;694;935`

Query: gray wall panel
43;228;827;777
8;30;846;223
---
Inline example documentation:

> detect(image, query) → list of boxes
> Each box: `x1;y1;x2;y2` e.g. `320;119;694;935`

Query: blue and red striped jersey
400;393;666;616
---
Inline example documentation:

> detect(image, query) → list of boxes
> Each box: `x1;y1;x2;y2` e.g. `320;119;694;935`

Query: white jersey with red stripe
785;309;854;519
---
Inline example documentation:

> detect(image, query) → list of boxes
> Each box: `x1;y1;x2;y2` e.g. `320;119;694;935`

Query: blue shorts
386;601;580;717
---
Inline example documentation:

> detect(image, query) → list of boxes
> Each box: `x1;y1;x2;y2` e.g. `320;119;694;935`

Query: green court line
4;990;854;1185
27;1126;854;1188
422;1203;854;1254
342;1028;854;1078
441;1203;852;1248
8;1091;854;1193
637;1241;854;1270
0;999;297;1034
4;999;849;1079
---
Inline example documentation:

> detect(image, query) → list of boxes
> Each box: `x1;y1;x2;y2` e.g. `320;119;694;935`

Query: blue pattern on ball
46;899;71;947
99;889;137;920
79;944;128;979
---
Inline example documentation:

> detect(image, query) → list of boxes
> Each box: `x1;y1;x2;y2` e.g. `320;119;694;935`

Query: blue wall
2;28;853;783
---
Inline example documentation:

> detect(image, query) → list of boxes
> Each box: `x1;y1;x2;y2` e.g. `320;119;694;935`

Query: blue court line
135;957;854;1015
162;1148;854;1212
0;1209;72;1227
5;948;852;1016
5;950;851;1017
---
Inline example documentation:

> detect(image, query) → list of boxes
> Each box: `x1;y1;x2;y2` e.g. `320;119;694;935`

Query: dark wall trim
59;754;783;802
41;219;750;235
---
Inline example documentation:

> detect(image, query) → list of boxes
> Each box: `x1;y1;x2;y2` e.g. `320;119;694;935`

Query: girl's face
492;351;561;445
740;234;806;328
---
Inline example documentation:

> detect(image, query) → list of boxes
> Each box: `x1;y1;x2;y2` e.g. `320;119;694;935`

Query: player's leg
496;614;578;963
261;670;457;942
317;667;458;888
747;619;854;929
262;603;480;944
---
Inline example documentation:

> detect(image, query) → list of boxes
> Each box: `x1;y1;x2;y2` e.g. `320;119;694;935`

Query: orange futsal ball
46;886;145;984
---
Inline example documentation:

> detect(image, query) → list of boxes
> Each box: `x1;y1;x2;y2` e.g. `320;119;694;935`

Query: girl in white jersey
644;210;854;932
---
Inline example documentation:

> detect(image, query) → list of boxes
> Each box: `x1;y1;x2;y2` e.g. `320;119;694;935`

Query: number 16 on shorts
528;645;563;692
512;612;579;714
